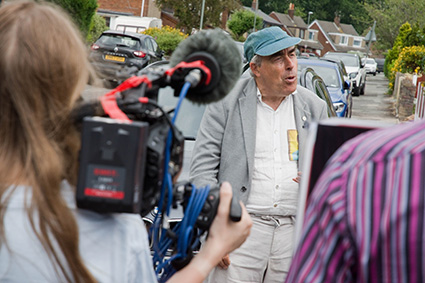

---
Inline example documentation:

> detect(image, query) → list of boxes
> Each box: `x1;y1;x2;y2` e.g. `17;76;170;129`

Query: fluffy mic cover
169;29;242;104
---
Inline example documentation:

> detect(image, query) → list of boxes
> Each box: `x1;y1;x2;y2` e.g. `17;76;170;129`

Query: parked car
298;58;352;118
375;58;385;73
297;67;337;118
319;57;352;94
362;57;377;76
89;30;164;86
323;52;366;97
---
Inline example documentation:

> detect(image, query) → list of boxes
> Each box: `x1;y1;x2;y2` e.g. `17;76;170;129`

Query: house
244;0;283;30
269;3;323;56
309;14;367;56
97;0;163;29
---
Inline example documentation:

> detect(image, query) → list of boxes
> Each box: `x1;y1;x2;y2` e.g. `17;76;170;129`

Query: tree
241;0;371;35
44;0;98;39
227;9;262;41
156;0;240;32
364;0;425;51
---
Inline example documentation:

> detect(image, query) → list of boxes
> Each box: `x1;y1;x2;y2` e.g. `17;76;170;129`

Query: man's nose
285;57;295;70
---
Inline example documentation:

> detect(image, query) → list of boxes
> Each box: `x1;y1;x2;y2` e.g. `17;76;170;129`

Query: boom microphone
169;29;242;104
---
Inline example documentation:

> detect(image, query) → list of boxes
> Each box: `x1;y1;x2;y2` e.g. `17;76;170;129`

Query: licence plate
105;55;125;62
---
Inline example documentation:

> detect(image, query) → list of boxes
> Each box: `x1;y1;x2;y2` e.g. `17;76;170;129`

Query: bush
143;26;188;57
87;14;109;45
385;22;412;79
389;45;425;88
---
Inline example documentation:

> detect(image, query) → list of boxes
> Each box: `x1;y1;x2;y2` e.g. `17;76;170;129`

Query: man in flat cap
190;26;328;282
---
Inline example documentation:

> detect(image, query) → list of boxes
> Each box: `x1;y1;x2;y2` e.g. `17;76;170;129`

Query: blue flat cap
244;26;301;63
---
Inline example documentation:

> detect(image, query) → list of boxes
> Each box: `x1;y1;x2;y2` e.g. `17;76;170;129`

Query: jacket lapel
239;78;257;178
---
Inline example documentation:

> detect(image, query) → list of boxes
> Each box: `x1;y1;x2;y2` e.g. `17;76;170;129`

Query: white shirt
245;89;299;216
0;181;158;282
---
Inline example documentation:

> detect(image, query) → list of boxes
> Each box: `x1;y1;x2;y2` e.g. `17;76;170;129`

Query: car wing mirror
343;80;350;90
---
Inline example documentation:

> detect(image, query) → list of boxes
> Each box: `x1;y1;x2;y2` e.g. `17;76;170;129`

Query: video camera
72;29;243;281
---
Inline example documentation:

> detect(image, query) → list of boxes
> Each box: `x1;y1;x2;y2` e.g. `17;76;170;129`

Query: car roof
101;29;153;39
324;52;359;58
297;58;338;68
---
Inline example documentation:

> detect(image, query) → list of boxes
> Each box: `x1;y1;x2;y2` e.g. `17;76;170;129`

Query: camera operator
0;1;251;282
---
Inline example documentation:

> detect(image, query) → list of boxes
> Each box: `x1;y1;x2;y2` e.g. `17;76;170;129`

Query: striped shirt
286;120;425;283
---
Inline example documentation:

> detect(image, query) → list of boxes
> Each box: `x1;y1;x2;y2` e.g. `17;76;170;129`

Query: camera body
76;98;185;217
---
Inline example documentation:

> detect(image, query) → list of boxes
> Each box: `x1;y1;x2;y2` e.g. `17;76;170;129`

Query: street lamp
200;0;206;30
307;11;313;26
252;0;259;32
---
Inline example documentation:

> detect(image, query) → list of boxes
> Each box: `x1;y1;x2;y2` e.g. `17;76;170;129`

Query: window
340;36;347;45
353;38;362;47
308;31;314;40
299;29;305;39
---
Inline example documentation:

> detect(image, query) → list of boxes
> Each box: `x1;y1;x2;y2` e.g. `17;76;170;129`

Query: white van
111;16;162;33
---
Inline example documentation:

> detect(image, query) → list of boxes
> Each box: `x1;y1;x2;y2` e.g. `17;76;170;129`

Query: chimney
334;11;341;27
288;3;295;20
252;0;258;10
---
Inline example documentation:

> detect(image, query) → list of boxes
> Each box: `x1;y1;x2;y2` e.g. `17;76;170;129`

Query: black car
375;58;385;73
89;30;164;86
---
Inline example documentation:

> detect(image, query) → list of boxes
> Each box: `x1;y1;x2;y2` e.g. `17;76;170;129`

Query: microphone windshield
169;29;242;104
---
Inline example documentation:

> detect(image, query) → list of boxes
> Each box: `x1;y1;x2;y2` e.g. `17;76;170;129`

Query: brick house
269;4;323;56
308;15;367;56
97;0;163;29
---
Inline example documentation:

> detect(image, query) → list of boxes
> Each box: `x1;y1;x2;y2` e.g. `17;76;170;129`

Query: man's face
252;46;298;96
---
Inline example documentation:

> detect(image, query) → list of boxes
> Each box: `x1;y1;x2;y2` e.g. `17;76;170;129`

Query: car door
144;37;162;63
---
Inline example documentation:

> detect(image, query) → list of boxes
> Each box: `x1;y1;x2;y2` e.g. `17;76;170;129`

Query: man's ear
250;62;260;77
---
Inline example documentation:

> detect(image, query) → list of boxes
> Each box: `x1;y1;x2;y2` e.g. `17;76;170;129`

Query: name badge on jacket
288;129;298;161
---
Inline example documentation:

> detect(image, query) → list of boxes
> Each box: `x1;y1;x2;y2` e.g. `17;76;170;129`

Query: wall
98;0;141;16
393;72;416;121
311;22;334;56
98;0;161;18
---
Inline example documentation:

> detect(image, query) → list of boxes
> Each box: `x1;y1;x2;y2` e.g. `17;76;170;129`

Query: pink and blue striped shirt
286;120;425;283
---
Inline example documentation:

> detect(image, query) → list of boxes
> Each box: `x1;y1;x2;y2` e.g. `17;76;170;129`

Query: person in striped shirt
286;120;425;283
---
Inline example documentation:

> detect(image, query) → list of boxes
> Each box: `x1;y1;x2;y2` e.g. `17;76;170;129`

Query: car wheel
373;72;376;76
353;87;360;97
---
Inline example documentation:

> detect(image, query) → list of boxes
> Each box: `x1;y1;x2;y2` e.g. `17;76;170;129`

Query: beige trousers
205;214;295;283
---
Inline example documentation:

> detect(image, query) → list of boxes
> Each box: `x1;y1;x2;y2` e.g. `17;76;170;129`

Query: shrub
389;45;425;88
385;22;412;78
143;26;188;57
87;14;109;45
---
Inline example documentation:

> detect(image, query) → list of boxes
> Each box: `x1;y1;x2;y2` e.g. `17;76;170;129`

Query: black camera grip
229;194;242;222
196;185;242;231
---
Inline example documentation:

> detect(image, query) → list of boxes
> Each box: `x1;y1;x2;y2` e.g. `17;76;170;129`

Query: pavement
351;73;399;125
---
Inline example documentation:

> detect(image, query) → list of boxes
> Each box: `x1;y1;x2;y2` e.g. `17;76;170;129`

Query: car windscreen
325;54;359;68
298;64;340;88
97;34;141;49
366;59;375;64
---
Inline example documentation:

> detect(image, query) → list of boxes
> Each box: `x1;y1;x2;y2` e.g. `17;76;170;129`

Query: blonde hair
0;1;95;282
